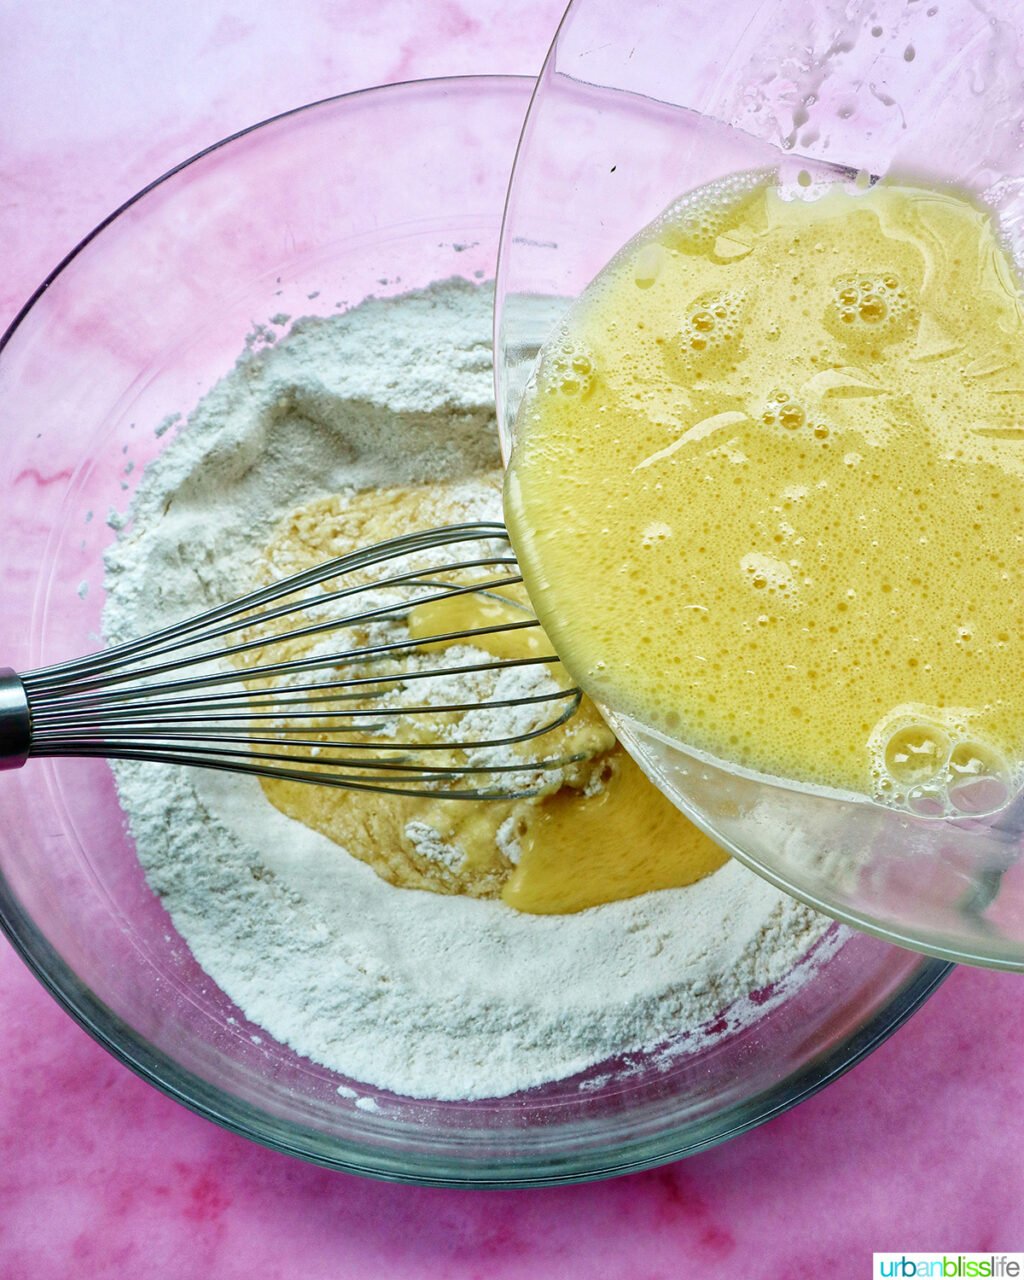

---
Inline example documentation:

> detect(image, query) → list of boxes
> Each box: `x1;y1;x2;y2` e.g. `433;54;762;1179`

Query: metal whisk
0;523;584;800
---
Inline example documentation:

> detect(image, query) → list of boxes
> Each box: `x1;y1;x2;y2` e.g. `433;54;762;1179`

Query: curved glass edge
493;8;570;459
724;843;1024;972
0;73;534;361
610;715;1024;972
0;866;952;1187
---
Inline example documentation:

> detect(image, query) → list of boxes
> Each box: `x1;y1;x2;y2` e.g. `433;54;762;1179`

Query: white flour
104;280;835;1101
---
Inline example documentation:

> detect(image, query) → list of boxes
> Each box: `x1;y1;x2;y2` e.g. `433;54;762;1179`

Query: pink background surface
1;1;1022;1273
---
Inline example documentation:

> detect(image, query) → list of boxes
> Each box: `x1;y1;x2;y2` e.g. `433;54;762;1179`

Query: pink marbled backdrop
1;1;1022;1274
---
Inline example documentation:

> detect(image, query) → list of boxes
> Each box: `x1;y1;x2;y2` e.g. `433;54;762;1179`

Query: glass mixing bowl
0;75;949;1186
496;0;1024;970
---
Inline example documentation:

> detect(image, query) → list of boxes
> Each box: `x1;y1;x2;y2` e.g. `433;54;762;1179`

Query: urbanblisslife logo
874;1256;1023;1278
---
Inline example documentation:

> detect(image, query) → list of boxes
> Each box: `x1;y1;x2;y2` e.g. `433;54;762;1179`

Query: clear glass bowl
496;0;1024;970
0;75;949;1187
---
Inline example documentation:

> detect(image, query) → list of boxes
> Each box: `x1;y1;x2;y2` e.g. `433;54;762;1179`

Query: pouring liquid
506;175;1024;818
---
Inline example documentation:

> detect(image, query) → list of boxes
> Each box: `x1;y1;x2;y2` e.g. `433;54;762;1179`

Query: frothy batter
506;177;1024;816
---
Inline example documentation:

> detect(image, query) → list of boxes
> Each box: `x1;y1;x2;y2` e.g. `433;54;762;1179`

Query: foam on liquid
505;176;1024;816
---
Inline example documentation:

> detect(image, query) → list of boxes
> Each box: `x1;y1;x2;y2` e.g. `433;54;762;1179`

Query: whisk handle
0;669;30;770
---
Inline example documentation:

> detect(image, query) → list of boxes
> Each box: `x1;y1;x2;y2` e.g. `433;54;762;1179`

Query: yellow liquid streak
502;751;727;913
243;483;727;914
506;178;1024;808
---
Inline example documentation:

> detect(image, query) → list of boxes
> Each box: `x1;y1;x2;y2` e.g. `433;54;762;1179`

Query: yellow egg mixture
243;481;726;913
505;176;1024;815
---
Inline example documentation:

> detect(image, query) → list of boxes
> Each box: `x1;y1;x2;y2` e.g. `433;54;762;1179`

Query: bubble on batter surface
868;705;1013;816
539;335;597;399
759;388;831;441
825;271;915;345
657;170;771;256
640;521;674;549
882;721;951;789
739;550;797;599
946;739;1012;814
678;289;747;368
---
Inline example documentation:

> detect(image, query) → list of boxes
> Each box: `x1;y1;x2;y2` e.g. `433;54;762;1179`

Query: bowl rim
0;875;951;1186
0;73;954;1187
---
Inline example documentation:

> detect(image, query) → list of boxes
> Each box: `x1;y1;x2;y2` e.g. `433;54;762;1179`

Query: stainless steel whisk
0;523;583;800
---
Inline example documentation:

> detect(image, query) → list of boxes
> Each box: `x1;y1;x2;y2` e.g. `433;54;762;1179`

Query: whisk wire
25;524;512;684
4;523;588;800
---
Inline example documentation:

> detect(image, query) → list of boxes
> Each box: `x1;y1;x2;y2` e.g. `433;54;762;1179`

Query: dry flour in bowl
103;279;835;1101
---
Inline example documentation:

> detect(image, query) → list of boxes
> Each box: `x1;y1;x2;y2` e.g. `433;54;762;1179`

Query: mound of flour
104;279;834;1100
